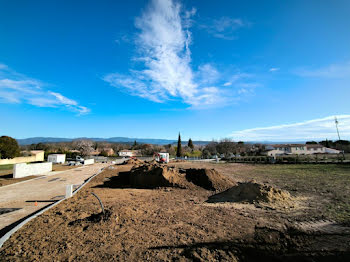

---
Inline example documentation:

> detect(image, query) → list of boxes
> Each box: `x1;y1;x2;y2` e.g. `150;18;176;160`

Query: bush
0;136;20;159
99;150;108;157
184;150;202;158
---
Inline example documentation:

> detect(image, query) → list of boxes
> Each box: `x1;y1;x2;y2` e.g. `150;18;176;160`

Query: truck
66;156;85;165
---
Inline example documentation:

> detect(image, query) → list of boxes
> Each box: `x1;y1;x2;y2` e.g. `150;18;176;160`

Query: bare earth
1;162;350;261
0;163;109;234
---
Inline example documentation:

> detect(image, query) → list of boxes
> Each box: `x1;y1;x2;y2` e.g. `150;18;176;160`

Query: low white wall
13;162;52;178
84;159;94;165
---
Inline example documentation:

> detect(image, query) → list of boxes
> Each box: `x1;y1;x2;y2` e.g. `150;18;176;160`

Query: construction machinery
154;152;169;163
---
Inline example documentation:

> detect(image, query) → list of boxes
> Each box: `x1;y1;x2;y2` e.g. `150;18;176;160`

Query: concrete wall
84;159;94;165
13;162;52;178
47;154;66;164
0;151;44;165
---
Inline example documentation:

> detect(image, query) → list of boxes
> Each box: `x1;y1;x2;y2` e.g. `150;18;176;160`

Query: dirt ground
172;162;350;224
1;162;350;261
0;174;38;187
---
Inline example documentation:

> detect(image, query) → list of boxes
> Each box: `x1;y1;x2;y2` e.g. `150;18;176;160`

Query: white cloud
104;0;229;108
104;0;257;108
295;62;350;78
200;17;250;40
0;65;90;115
196;64;220;85
229;115;350;141
269;67;279;72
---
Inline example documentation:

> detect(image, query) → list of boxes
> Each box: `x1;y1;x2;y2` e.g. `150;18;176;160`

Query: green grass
239;164;350;224
0;164;14;171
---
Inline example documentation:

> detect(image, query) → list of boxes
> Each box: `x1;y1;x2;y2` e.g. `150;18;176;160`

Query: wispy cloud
0;65;90;115
229;115;350;141
200;17;250;40
114;33;133;45
221;73;259;96
269;67;279;72
295;62;350;78
104;0;255;108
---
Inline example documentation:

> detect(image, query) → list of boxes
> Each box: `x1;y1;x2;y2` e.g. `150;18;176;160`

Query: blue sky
0;0;349;141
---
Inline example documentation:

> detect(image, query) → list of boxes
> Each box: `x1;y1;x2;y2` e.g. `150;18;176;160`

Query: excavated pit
185;168;235;191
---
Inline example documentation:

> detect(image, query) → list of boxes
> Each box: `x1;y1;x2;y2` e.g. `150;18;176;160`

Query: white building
118;150;140;157
47;154;66;164
264;144;340;156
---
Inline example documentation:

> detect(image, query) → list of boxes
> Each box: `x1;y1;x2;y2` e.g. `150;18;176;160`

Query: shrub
0;136;20;159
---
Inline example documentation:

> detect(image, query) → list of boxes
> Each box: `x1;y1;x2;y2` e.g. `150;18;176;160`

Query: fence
227;154;349;164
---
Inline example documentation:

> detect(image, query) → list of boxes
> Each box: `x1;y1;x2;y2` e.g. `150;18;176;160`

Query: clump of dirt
145;159;159;165
68;210;112;226
207;182;292;207
122;158;144;166
185;168;235;191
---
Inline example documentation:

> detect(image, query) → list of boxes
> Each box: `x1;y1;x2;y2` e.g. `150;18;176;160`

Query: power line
334;116;345;159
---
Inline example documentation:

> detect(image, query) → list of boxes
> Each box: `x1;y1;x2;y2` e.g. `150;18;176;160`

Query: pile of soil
207;181;292;206
122;158;144;166
118;163;194;189
102;163;234;191
144;159;159;165
185;168;235;191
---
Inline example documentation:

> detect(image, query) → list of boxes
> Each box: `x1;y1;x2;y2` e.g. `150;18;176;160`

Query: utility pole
335;116;345;159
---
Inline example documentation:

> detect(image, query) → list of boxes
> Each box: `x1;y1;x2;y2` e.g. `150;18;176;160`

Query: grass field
247;164;350;224
174;162;350;224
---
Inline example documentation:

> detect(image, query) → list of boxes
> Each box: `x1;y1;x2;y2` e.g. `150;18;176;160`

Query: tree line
1;134;349;160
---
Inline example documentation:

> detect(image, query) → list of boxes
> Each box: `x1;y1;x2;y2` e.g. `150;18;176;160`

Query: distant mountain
16;137;309;146
16;137;211;145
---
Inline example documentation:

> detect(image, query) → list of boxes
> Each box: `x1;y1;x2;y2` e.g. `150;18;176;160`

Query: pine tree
188;138;194;150
176;133;182;157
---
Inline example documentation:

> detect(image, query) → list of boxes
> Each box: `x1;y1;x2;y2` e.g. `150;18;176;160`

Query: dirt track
1;162;350;261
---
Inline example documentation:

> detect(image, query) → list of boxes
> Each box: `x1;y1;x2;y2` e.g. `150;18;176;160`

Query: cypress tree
188;138;194;150
176;133;182;157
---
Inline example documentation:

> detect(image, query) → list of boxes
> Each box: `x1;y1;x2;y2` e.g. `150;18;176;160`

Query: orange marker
34;201;38;206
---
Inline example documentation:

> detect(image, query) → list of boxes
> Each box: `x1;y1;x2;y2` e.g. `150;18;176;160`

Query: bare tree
74;140;94;156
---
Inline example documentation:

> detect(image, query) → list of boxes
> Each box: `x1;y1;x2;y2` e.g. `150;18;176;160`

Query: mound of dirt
207;182;292;206
101;163;234;191
145;159;159;165
107;164;194;189
185;168;235;191
123;158;144;166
